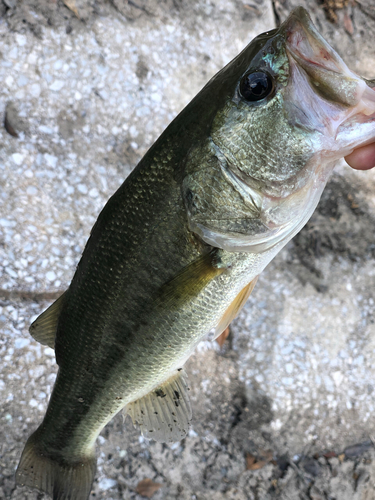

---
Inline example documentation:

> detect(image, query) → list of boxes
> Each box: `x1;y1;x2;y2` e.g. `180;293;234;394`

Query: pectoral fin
29;291;67;349
156;251;224;310
214;276;258;339
126;369;192;442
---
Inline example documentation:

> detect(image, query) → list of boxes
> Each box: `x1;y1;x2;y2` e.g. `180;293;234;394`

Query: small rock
98;478;117;491
50;80;65;91
14;338;30;349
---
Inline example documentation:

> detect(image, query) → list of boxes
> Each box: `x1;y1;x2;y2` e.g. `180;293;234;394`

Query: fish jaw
283;7;375;157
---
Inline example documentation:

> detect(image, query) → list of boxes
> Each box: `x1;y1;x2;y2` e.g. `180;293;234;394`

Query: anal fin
29;291;67;349
126;369;192;443
214;276;258;339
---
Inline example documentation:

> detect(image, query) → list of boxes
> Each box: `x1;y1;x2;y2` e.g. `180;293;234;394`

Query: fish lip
282;7;341;72
281;7;375;155
282;8;361;108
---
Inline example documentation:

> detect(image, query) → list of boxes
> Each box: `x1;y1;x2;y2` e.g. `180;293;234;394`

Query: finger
345;143;375;170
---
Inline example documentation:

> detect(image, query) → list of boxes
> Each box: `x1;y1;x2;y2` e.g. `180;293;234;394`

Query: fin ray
214;276;258;339
126;369;192;442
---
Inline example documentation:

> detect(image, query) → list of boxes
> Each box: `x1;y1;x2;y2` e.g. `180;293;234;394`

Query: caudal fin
16;429;96;500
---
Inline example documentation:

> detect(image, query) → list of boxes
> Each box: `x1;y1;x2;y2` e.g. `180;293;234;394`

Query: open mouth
283;7;375;155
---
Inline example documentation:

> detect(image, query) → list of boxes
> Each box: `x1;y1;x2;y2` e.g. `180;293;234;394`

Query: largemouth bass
16;7;375;500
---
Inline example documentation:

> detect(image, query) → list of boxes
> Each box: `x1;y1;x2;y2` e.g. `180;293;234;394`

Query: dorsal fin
29;291;67;349
126;369;192;442
214;276;258;339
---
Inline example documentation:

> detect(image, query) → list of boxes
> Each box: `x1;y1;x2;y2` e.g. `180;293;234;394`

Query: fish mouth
283;7;375;154
284;8;360;108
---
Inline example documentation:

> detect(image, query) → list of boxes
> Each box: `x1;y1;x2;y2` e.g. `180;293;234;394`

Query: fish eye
239;71;274;102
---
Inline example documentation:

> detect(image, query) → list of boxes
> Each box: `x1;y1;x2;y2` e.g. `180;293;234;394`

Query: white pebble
78;184;88;194
0;218;16;227
39;125;54;134
27;53;37;64
14;338;30;349
281;377;294;386
54;60;63;70
151;92;162;103
16;34;27;46
30;83;41;98
50;80;65;91
98;478;117;491
17;74;29;87
44;153;58;168
129;125;138;137
12;153;24;166
46;271;57;282
332;371;344;387
285;363;294;374
26;186;38;196
5;75;14;87
5;267;18;279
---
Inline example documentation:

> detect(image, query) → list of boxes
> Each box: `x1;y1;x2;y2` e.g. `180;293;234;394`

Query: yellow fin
156;251;224;310
214;276;258;339
29;291;67;349
126;369;192;443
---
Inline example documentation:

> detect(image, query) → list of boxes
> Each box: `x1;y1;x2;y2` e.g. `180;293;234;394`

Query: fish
16;7;375;500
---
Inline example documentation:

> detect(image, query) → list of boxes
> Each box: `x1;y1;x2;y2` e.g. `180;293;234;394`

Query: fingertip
345;143;375;170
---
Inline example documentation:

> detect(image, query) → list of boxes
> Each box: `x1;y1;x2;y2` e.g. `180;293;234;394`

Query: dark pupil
239;71;273;102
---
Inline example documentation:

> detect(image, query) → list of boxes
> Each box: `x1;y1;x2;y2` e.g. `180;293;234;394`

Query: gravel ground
1;0;375;499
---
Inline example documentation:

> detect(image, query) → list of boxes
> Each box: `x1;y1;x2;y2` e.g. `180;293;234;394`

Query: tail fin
16;429;96;500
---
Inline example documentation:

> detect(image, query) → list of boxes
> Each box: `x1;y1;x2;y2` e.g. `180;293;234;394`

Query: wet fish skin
16;7;375;500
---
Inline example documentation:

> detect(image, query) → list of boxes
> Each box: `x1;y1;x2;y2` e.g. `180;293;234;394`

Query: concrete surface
1;0;375;499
